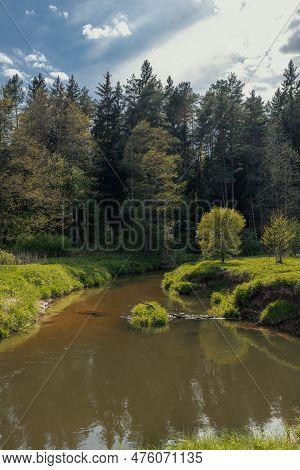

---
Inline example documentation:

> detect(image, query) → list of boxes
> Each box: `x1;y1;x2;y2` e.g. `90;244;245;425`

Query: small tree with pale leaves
197;207;246;263
262;213;298;263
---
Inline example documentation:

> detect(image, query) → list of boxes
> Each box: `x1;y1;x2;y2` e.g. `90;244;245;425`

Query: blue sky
0;0;299;99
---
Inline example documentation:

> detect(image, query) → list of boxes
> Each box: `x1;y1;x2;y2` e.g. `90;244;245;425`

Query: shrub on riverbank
14;233;72;256
0;250;17;265
260;300;298;326
0;255;161;338
130;301;169;330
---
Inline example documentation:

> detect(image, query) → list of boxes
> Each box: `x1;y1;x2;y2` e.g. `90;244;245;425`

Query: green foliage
162;260;222;293
173;281;193;295
210;291;240;318
0;250;17;265
0;255;161;338
14;233;72;256
262;213;298;263
130;301;169;330
163;257;300;328
0;327;9;339
197;207;246;263
260;300;298;326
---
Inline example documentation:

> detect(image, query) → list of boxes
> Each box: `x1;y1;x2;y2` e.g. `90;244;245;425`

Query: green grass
167;431;300;450
130;301;169;331
162;257;300;330
0;254;161;338
260;300;298;326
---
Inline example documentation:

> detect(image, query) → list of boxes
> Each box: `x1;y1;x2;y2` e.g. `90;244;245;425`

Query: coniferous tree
78;86;95;118
2;74;24;128
238;90;267;236
27;73;47;103
66;74;81;103
93;72;125;200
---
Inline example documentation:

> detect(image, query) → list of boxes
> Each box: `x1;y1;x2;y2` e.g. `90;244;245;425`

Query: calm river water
0;273;299;449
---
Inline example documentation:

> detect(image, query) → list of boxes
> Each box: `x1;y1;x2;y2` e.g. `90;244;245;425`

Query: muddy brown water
0;273;300;449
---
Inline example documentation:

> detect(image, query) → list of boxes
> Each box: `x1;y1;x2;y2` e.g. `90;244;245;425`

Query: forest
0;58;300;254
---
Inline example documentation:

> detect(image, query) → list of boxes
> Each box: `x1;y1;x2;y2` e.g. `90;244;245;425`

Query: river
0;272;299;449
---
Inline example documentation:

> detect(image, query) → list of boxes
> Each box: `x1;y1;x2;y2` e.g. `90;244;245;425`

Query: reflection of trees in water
199;321;249;365
227;323;300;372
1;320;300;450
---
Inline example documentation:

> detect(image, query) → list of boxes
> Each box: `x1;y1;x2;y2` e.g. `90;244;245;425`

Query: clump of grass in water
130;301;169;332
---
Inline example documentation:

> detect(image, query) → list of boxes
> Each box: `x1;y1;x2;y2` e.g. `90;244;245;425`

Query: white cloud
0;52;13;65
13;48;25;59
83;13;131;40
50;71;69;81
49;4;69;19
25;52;49;69
2;68;24;79
45;77;55;85
25;9;35;15
112;0;299;100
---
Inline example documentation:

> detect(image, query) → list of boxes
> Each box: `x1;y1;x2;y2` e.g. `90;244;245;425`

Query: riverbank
162;257;300;336
0;254;161;338
166;430;300;450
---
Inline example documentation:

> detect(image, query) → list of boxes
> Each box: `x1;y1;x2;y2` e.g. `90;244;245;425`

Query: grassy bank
162;257;300;335
0;254;161;338
167;430;300;450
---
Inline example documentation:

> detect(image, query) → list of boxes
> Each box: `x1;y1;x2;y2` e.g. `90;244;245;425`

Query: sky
0;0;299;100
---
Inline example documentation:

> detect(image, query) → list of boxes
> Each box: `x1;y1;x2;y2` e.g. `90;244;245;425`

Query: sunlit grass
0;254;161;338
167;431;300;450
162;257;300;326
130;301;169;331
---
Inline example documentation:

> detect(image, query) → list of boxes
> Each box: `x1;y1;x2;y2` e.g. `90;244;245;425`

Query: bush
0;326;9;338
15;233;72;256
260;300;298;326
210;291;240;319
130;301;169;330
0;250;17;265
173;281;193;295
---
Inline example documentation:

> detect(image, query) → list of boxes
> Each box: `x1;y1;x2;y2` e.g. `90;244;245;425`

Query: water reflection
0;274;299;449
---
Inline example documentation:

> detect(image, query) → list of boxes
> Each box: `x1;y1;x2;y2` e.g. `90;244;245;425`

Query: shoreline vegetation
0;254;161;339
162;256;300;336
165;429;300;450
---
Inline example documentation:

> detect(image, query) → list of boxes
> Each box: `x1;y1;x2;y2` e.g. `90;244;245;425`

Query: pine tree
78;86;95;118
197;74;244;205
238;90;267;236
66;74;81;103
27;73;47;103
50;76;65;97
2;74;24;128
281;60;300;151
93;72;125;200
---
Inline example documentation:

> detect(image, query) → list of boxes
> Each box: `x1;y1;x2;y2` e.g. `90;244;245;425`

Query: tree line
0;59;299;253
